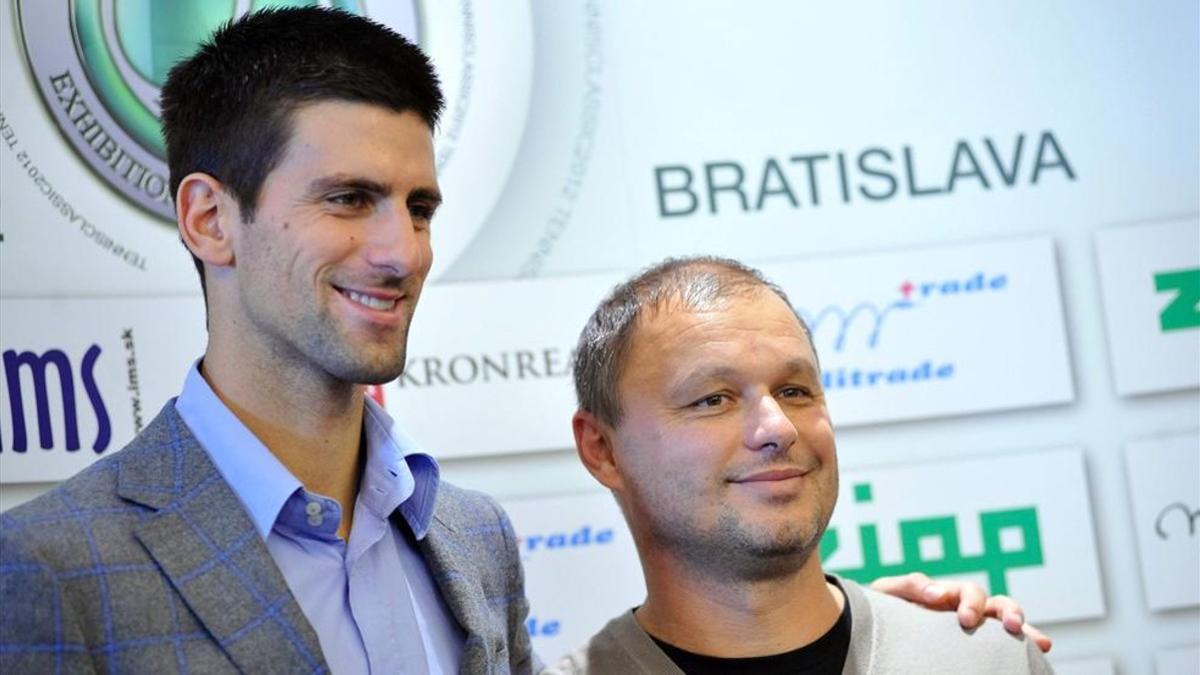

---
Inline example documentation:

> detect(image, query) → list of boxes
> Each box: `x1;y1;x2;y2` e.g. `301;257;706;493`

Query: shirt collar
174;361;440;540
362;395;440;539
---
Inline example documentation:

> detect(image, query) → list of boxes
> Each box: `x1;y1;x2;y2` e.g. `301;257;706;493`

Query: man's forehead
634;288;799;333
624;292;809;371
276;101;437;178
285;100;432;145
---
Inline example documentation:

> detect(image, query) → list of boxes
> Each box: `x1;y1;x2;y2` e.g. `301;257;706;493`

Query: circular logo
16;0;534;277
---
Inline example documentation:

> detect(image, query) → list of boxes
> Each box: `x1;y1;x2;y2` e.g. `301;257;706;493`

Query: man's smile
337;286;401;311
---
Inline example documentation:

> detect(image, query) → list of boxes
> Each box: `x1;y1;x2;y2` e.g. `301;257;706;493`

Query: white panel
1095;219;1200;396
823;447;1104;624
1125;432;1200;611
1155;645;1200;675
0;297;206;482
501;492;641;663
761;236;1073;426
1052;656;1116;675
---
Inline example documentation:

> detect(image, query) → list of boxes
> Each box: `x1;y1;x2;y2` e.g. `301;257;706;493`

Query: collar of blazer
119;404;329;673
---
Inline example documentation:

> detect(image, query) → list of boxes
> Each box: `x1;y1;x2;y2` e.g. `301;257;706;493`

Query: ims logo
1;346;111;453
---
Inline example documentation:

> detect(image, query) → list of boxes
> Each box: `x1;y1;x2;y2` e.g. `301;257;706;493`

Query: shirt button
305;501;322;516
307;513;323;527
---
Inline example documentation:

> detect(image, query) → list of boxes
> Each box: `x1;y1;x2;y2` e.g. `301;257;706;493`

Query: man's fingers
869;574;1051;652
954;582;987;628
1022;623;1052;654
984;594;1052;653
983;595;1025;634
870;573;954;609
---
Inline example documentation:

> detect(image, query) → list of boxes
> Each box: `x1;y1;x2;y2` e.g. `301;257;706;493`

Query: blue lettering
908;272;1006;299
521;525;617;554
82;345;111;453
3;345;111;453
821;361;957;391
526;617;562;637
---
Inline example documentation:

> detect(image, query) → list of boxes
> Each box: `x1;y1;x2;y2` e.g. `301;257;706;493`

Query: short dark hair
160;7;444;298
572;256;816;427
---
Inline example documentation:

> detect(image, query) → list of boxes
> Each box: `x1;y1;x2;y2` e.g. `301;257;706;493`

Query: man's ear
176;172;236;269
573;410;625;492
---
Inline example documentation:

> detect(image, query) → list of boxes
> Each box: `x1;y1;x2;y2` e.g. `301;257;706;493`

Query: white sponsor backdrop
1;1;1197;672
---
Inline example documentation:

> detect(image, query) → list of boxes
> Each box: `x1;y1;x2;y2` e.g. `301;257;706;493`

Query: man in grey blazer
0;7;531;674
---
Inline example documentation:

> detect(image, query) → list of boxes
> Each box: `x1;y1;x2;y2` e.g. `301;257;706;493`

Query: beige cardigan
543;577;1053;674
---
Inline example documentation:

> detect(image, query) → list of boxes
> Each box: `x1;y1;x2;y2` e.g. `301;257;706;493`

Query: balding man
556;257;1052;674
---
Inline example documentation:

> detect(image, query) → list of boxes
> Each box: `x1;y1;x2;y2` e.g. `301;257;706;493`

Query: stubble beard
306;307;416;385
676;508;827;583
644;477;837;584
254;290;418;388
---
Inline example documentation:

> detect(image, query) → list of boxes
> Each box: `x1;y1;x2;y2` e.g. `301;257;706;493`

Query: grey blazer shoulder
0;402;534;674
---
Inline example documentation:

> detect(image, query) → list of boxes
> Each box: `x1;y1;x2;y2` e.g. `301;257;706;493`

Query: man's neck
634;554;843;658
200;348;365;540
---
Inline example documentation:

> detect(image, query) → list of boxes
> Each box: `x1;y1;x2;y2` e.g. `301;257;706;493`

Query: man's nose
746;395;799;453
364;204;428;276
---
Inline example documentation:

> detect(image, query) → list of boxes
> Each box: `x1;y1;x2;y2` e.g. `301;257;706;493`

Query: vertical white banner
1124;432;1200;612
1094;218;1200;396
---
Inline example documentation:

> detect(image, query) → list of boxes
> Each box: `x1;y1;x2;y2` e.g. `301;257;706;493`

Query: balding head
572;256;817;427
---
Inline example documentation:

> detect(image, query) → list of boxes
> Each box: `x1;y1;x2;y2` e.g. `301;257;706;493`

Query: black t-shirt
648;584;852;675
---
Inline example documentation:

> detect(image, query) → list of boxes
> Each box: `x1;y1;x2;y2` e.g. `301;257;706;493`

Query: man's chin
326;352;408;386
352;362;407;386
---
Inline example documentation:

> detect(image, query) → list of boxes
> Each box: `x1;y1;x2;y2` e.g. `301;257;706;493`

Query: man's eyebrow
667;357;821;398
304;176;443;207
667;366;740;399
409;186;443;207
784;357;821;382
306;174;391;196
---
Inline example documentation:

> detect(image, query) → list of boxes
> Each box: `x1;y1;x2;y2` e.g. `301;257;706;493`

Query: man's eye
328;191;369;209
779;386;812;399
693;394;727;408
410;203;437;223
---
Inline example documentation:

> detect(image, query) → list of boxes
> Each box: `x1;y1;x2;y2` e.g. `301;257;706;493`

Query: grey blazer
0;403;535;674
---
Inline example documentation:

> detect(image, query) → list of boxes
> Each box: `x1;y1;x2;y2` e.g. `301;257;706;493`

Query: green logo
1154;268;1200;332
17;1;409;221
819;482;1045;595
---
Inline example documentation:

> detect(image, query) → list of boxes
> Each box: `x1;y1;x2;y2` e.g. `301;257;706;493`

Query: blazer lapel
120;404;328;674
418;516;495;673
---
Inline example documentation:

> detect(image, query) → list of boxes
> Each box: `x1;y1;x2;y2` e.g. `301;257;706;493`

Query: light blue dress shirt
175;363;464;674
